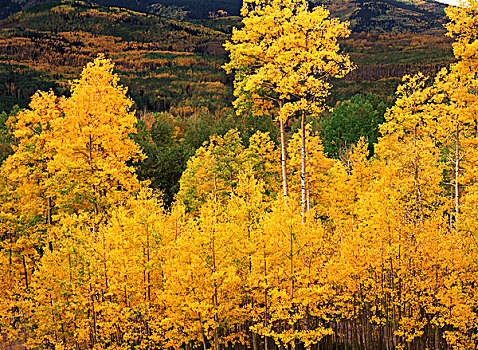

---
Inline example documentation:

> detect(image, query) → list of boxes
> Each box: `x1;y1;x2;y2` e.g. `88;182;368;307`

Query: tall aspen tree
225;0;353;214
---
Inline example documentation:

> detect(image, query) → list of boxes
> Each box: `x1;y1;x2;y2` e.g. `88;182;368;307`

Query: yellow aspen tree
178;129;244;212
209;129;245;200
224;0;353;214
437;2;478;245
101;188;169;349
438;3;478;346
429;69;477;230
30;212;100;349
320;141;380;349
0;91;61;344
445;0;478;78
179;129;280;212
242;131;281;201
252;198;333;349
49;54;144;215
369;74;446;349
319;137;373;242
2;91;60;226
252;198;300;348
161;226;216;350
178;145;216;212
162;198;244;350
1;55;147;349
378;73;445;222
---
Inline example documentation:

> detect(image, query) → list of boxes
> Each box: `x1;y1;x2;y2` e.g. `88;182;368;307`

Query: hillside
0;0;454;114
2;0;449;29
0;0;231;113
0;0;243;19
313;0;447;33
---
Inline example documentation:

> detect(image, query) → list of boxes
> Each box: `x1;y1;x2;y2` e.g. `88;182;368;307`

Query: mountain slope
0;0;454;114
314;0;447;33
2;0;449;32
0;0;231;112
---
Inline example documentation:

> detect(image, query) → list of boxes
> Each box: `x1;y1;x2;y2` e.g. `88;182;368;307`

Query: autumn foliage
1;1;478;350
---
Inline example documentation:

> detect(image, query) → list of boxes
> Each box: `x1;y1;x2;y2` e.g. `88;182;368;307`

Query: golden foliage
2;2;478;350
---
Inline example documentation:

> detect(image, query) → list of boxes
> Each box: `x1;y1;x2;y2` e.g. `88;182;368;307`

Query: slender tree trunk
22;255;28;290
90;284;99;346
46;171;54;252
47;196;52;225
47;196;53;252
413;125;424;222
279;116;289;204
145;223;151;338
300;111;307;222
214;285;220;350
248;212;259;350
8;229;12;284
214;175;218;206
49;295;58;344
212;186;220;350
454;123;460;222
264;244;269;350
252;319;259;350
102;230;108;292
306;185;310;212
199;313;208;350
146;224;151;303
289;225;295;350
88;135;99;216
124;274;128;307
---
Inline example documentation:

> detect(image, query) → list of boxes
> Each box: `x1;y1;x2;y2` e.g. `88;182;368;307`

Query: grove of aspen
1;0;478;349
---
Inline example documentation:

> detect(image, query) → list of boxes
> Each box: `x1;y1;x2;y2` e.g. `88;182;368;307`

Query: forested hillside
0;0;454;113
0;1;230;113
0;0;455;110
1;0;449;24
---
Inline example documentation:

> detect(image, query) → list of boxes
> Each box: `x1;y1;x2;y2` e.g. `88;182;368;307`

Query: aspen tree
227;169;267;350
0;91;60;344
179;130;280;212
370;75;446;348
178;129;244;212
251;198;334;349
162;198;244;350
242;131;281;200
438;3;478;346
225;0;352;214
50;54;144;214
428;0;478;230
3;91;59;226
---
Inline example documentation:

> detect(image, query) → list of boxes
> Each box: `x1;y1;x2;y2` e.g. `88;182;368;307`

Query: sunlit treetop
225;0;353;122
